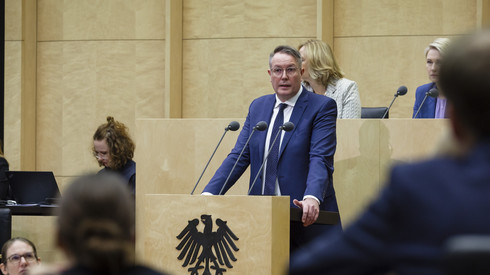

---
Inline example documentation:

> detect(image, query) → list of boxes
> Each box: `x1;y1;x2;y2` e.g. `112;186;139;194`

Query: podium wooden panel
139;194;290;275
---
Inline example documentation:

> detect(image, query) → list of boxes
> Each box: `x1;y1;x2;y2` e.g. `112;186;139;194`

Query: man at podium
202;45;342;252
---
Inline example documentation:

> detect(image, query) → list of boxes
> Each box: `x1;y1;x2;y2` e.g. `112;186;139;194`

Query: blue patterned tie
264;103;287;195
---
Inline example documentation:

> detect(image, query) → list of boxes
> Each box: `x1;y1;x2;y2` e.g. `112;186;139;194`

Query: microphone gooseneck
248;122;295;195
382;85;408;119
190;121;240;195
218;121;268;195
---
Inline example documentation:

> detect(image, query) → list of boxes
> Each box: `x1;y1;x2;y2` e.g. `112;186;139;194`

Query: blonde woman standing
298;39;361;119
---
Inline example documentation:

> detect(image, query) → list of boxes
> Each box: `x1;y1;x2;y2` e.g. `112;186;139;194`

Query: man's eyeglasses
271;67;299;77
6;253;37;264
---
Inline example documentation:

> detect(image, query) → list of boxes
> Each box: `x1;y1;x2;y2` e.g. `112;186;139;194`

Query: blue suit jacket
290;141;490;274
203;89;339;212
413;82;437;118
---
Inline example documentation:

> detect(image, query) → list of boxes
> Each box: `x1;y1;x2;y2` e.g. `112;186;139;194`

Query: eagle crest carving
176;214;239;275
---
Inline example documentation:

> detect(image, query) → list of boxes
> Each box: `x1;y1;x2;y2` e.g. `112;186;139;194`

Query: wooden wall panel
3;42;22;170
183;0;316;39
382;119;450;162
4;0;22;41
182;38;311;118
335;120;382;225
181;0;317;118
12;216;65;263
334;0;477;36
135;119;249;197
37;41;165;174
37;0;166;41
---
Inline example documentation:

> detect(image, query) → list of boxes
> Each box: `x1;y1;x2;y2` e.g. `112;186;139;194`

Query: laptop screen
5;171;61;205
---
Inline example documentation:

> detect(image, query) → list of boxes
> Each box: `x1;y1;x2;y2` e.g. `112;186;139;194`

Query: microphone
413;88;439;119
218;121;268;195
382;86;408;119
190;121;240;194
427;88;439;98
247;122;295;195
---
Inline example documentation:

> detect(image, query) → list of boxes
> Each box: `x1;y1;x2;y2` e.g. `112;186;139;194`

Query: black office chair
443;235;490;275
361;107;389;119
0;208;12;248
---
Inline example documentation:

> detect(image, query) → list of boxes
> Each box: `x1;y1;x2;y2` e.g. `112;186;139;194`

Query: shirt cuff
201;192;214;195
303;195;320;205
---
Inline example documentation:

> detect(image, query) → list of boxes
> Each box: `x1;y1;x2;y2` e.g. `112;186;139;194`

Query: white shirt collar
274;86;303;108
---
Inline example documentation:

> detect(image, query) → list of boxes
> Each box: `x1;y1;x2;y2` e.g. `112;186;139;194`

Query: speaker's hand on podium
293;198;319;227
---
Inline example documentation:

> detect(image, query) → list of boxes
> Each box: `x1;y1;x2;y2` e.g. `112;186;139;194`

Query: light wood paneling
183;0;316;39
140;195;289;275
482;0;490;27
382;119;451;162
5;0;22;41
135;119;249;197
335;120;382;225
36;41;165;174
165;0;183;118
12;216;65;263
37;0;166;41
21;0;37;170
317;0;334;46
3;42;22;170
335;36;459;118
182;38;311;118
334;0;477;37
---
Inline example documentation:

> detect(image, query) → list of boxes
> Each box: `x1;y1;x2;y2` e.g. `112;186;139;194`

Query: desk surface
1;205;58;216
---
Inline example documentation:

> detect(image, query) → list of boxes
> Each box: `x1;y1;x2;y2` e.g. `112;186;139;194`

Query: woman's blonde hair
424;38;451;57
298;39;344;87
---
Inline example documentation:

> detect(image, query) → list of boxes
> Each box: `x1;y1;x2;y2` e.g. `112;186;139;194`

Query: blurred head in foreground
56;173;135;275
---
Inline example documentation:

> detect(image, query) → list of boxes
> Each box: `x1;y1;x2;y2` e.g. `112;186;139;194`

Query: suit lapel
279;90;307;158
257;95;276;163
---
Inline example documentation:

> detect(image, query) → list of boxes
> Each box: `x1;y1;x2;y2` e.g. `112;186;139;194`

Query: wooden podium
139;194;290;275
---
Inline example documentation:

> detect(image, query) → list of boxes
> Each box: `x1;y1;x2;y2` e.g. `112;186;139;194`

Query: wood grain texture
182;38;313;118
38;0;166;41
334;0;477;36
37;41;165;174
139;195;289;275
4;0;22;41
3;42;22;170
183;0;316;39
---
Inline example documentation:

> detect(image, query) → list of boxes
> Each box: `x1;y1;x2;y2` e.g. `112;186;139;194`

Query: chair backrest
0;208;12;248
443;235;490;275
361;107;389;119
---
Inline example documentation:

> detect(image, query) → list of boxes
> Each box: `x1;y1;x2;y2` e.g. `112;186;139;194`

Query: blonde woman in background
412;38;451;119
298;39;361;119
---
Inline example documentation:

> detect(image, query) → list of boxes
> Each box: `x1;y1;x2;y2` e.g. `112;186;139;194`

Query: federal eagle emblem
176;214;239;275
